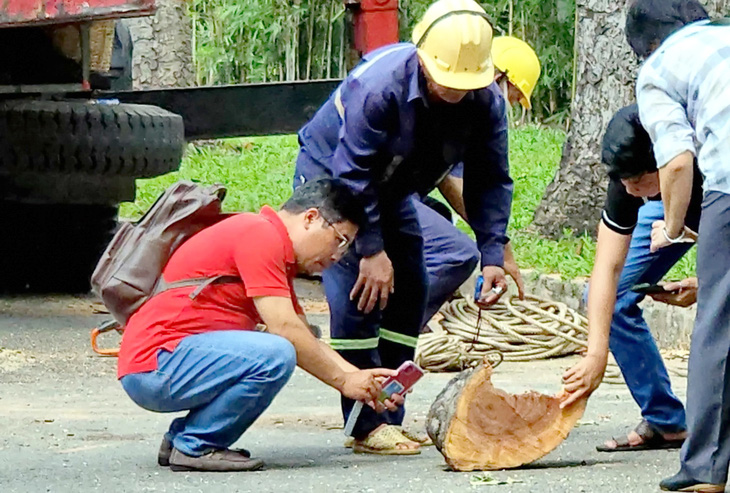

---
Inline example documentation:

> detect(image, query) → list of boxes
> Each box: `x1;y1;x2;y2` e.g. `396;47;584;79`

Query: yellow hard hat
412;0;495;91
491;36;541;109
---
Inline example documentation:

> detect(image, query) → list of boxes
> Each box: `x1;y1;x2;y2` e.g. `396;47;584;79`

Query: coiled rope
415;295;625;384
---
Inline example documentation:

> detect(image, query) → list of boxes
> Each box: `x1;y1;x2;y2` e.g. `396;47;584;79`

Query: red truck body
0;0;155;28
0;0;400;293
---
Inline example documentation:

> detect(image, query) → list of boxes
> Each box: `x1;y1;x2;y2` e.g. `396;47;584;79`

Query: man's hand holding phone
343;361;424;436
341;368;399;412
647;277;698;308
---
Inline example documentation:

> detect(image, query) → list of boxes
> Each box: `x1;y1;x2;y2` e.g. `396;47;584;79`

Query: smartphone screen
378;361;424;402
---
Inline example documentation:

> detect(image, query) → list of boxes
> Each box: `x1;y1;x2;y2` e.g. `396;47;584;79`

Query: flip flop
345;425;433;448
596;419;685;452
352;425;421;455
393;425;434;447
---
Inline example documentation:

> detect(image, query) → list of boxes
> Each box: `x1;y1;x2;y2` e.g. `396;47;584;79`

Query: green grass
120;136;301;218
120;126;697;280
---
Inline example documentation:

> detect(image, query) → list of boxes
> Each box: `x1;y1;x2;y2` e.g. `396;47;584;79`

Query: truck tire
0;100;185;178
0;202;117;293
0;100;184;293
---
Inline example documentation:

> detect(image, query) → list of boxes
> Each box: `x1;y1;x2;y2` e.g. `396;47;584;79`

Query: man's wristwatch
662;226;686;244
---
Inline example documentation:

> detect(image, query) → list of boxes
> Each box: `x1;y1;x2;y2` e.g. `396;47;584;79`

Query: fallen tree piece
426;362;586;471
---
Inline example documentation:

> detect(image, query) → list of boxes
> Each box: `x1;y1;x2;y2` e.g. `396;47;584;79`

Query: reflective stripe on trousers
329;329;419;350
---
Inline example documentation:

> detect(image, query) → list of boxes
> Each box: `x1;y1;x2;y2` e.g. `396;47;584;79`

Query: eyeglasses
323;217;352;251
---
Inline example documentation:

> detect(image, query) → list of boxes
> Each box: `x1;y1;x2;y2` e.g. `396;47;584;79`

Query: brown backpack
91;180;238;326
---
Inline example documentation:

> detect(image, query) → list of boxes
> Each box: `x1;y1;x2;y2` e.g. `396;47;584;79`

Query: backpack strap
155;275;240;300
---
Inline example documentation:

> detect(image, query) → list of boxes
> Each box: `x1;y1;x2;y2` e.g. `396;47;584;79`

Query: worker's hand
503;255;525;300
560;354;607;408
351;251;394;313
476;265;507;307
648;277;698;308
649;220;697;253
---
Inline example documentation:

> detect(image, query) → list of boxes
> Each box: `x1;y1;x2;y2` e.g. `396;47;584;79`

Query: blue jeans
589;200;690;433
121;331;296;456
417;199;479;326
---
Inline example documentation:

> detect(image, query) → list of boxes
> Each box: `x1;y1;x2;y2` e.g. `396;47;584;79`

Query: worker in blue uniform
417;35;541;327
293;0;512;455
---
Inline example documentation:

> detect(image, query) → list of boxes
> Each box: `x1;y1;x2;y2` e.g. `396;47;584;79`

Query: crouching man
116;178;402;472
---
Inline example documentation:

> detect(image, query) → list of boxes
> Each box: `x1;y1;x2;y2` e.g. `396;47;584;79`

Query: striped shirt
636;20;730;194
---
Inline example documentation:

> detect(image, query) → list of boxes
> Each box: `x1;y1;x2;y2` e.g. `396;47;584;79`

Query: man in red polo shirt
118;178;401;472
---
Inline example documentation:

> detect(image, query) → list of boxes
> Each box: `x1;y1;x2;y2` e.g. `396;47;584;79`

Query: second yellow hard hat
492;36;541;109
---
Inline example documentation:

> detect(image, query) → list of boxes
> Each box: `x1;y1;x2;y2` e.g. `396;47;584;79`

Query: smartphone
631;282;680;295
343;361;424;437
378;361;424;402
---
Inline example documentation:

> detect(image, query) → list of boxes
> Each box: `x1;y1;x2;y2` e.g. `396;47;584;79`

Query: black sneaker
660;472;725;492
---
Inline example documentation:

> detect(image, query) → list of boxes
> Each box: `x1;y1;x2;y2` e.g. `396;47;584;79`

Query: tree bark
126;0;194;89
532;0;636;239
426;363;586;471
532;0;729;239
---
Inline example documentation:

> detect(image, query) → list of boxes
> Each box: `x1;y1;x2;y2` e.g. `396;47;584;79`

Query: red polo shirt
117;206;302;378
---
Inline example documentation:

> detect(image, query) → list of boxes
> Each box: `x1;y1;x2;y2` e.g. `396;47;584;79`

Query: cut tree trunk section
426;363;586;471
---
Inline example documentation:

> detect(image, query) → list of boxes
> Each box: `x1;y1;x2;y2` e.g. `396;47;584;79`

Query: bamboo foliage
191;0;575;121
400;0;574;123
191;0;348;85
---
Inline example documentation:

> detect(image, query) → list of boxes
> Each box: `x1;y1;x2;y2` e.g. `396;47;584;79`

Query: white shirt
637;20;730;194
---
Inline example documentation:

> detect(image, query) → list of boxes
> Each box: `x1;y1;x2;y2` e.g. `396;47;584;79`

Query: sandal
345;425;433;448
352;425;421;455
393;426;434;447
596;419;686;452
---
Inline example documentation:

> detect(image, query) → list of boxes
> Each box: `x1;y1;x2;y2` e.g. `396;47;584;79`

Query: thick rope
415;295;626;384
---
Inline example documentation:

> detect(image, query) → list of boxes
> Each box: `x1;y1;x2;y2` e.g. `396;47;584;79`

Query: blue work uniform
417;164;480;326
294;43;512;438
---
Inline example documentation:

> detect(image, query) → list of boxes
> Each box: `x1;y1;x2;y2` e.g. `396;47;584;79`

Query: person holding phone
560;104;703;453
415;36;541;326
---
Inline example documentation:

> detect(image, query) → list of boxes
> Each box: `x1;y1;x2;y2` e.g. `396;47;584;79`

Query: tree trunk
532;0;729;239
426;363;586;471
531;0;636;238
126;0;194;89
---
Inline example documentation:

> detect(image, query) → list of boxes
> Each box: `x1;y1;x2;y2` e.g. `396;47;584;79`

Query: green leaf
469;473;525;486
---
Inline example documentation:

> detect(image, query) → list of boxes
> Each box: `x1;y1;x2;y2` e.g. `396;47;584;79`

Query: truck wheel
0;100;185;178
0;202;118;293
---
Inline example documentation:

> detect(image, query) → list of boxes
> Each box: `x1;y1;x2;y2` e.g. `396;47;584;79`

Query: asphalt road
0;295;689;493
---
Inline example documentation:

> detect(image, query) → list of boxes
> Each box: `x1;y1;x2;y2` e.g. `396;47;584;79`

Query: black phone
631;282;680;295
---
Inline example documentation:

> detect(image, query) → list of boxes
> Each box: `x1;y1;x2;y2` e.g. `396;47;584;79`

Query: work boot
168;448;263;472
660;471;725;492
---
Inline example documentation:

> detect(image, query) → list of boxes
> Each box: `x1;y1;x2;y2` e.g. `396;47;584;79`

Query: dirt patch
261;413;342;430
300;299;329;314
83;432;147;442
0;347;37;372
0;295;104;317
